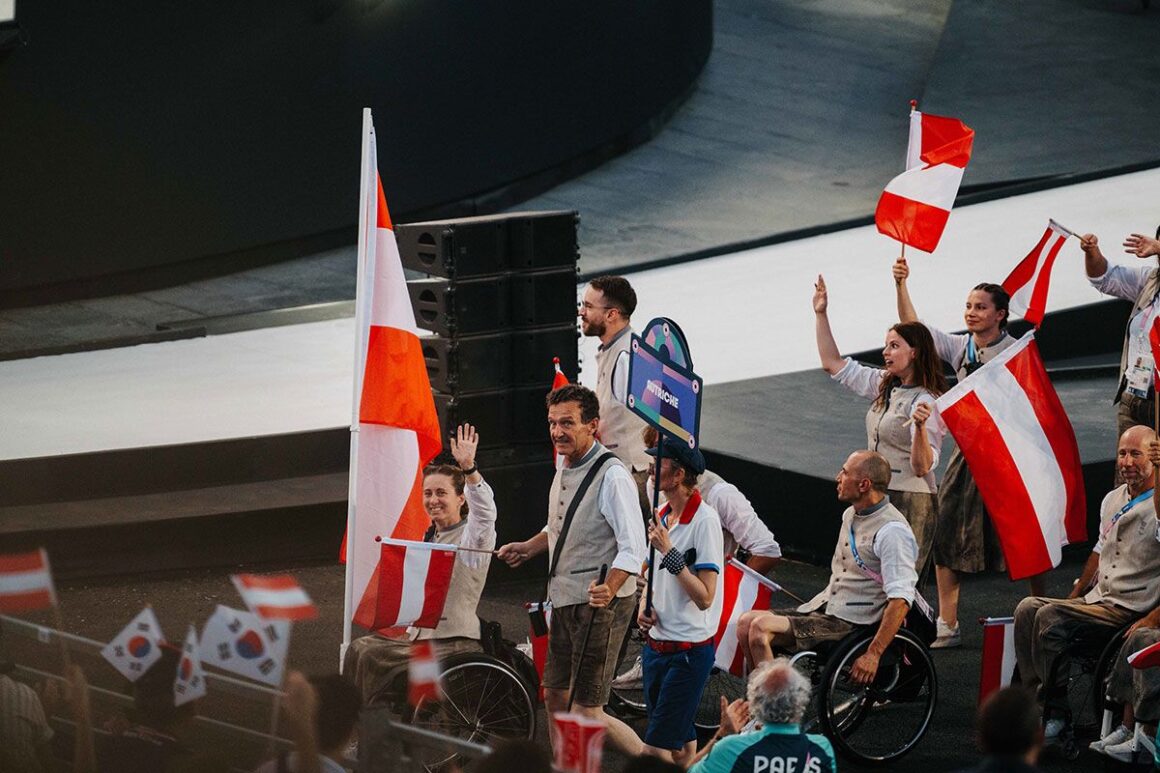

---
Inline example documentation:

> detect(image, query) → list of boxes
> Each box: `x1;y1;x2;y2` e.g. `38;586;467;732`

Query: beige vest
415;520;490;641
1085;485;1160;613
547;444;638;607
800;502;910;626
1116;268;1160;400
865;384;936;494
595;326;650;472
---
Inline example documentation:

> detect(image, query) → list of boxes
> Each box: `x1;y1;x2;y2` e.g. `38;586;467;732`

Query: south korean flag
174;624;208;706
199;605;290;687
101;607;165;681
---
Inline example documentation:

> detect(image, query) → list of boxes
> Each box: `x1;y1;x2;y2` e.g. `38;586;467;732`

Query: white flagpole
341;108;377;670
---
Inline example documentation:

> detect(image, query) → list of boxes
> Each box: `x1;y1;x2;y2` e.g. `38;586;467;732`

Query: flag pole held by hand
568;564;608;712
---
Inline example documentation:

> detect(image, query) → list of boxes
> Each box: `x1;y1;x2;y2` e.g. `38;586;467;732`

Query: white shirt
648;493;725;642
871;520;920;603
701;477;782;559
452;479;498;570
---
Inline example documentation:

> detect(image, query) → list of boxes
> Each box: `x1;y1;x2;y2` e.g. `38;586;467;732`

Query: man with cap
637;435;724;765
737;451;919;685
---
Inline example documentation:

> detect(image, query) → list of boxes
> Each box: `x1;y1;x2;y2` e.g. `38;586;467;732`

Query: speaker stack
397;211;581;550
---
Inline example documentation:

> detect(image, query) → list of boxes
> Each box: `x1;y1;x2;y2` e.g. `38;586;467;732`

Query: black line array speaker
396;211;579;278
402;211;581;450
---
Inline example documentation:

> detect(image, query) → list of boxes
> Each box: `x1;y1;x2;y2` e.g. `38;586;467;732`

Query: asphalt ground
1;550;1121;772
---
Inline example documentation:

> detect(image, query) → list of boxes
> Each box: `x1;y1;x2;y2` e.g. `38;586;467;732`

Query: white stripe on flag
0;569;53;594
1000;622;1016;688
240;587;313;609
410;660;441;682
883;164;964;211
714;572;761;672
398;547;433;626
971;363;1069;561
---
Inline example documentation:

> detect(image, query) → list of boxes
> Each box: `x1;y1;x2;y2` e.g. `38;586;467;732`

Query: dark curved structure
0;0;711;300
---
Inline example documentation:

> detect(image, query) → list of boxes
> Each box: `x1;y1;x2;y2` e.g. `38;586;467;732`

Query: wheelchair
366;620;538;770
787;627;938;766
1032;621;1131;761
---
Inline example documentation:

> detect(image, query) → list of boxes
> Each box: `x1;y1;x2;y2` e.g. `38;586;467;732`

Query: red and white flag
526;600;552;700
935;332;1087;580
0;549;57;613
174;624;208;707
1002;220;1075;326
551;357;569;465
713;557;780;676
101;607;165;682
875;107;974;253
978;617;1016;704
1128;639;1160;670
372;539;456;630
343;109;443;634
231;574;317;621
408;640;441;705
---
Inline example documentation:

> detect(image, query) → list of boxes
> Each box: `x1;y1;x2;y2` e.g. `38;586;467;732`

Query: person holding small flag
343;423;497;702
813;274;947;577
636;436;723;765
1079;225;1160;435
1013;426;1160;746
893;258;1027;648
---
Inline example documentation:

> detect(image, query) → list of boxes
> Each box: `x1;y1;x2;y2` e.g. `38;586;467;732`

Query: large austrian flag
346;112;443;631
876;110;974;253
714;558;781;677
935;332;1086;580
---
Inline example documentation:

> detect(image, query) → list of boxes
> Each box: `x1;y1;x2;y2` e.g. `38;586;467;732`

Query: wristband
661;547;686;575
462;465;478;476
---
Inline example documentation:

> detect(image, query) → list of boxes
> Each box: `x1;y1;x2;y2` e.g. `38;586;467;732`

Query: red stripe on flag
874;191;951;253
414;549;456;629
1002;227;1052;304
918;113;975;168
713;562;744;648
253;603;317;621
0;589;55;614
942;391;1054;578
978;623;1006;704
376;176;393;231
372;543;407;631
1150;317;1160;389
237;574;299;591
1023;235;1067;326
1005;342;1087;544
0;550;48;574
360;326;442;464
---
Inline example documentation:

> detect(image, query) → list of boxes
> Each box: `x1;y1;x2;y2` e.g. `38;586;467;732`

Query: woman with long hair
893;258;1039;649
813;274;947;577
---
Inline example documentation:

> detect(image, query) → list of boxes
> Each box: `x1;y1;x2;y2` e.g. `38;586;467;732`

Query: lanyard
1102;488;1154;541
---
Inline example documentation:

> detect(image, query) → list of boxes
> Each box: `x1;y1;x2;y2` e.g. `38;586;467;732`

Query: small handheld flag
373;539;456;630
0;549;57;613
231;574;318;621
408;640;441;705
174;624;208;706
1002;220;1074;326
101;607;165;682
200;605;290;687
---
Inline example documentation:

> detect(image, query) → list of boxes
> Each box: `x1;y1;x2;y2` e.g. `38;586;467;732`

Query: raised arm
813;275;845;375
1080;233;1109;278
909;402;935;477
892;257;919;322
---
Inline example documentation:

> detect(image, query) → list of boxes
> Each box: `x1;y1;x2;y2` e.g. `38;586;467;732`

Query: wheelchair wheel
818;630;937;765
608;624;647;715
694;666;748;731
789;650;824;733
409;653;536;769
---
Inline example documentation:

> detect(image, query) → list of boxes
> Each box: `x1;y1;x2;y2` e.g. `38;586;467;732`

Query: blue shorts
641;640;715;750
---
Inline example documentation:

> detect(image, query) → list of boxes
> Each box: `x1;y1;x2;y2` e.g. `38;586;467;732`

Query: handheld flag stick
266;675;284;757
568;564;608;712
774;585;807;606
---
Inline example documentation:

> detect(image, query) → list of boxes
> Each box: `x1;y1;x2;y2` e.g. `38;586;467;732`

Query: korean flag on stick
101;607;165;681
200;605;290;687
174;624;208;707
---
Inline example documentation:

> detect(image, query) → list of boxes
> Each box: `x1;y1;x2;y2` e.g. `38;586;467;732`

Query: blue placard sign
626;334;703;449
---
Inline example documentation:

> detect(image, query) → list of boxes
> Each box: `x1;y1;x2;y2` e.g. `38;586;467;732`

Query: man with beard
578;276;651;515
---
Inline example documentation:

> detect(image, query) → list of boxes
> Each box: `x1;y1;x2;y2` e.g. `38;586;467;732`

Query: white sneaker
930;618;961;649
1043;718;1067;745
1090;724;1133;753
611;656;643;689
1103;733;1140;763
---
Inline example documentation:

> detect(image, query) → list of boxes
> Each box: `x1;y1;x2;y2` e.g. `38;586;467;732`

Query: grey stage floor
7;554;1099;772
5;0;1159;358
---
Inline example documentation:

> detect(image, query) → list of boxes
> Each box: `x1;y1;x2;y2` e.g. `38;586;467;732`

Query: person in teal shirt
689;659;835;773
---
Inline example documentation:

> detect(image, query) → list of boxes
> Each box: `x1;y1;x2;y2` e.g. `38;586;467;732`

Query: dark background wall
0;0;711;297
